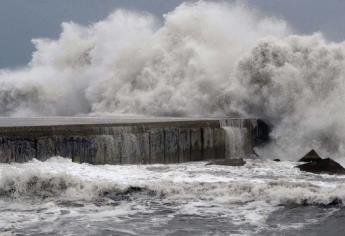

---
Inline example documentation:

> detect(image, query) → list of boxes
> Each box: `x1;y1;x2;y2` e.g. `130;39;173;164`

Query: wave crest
1;161;344;207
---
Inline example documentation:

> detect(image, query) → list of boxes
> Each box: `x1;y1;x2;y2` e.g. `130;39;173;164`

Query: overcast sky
1;0;345;68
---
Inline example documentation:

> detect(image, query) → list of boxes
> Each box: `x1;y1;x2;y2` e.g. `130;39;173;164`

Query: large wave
0;1;345;160
1;157;344;206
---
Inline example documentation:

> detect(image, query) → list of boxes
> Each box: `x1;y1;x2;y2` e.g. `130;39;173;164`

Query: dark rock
273;159;281;162
327;198;343;206
254;119;272;146
297;158;345;175
206;158;246;166
298;149;322;162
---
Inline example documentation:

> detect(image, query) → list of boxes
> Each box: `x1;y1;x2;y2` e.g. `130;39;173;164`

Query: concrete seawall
0;117;270;164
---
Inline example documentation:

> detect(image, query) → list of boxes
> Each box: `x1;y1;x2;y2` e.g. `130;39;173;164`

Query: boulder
273;159;281;162
297;158;345;175
206;158;246;166
298;149;322;162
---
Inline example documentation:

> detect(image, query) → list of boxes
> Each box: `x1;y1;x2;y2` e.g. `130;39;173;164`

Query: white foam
1;157;344;206
1;158;344;234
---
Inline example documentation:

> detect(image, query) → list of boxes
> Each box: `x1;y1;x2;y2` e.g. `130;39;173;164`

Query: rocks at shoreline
298;149;322;162
297;158;345;175
296;150;345;175
206;158;246;166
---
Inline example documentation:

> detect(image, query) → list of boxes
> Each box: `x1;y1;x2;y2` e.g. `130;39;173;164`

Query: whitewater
1;1;345;235
1;157;345;235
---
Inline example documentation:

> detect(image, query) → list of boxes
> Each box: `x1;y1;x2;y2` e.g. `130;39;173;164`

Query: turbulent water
1;1;345;234
1;1;345;160
0;157;344;235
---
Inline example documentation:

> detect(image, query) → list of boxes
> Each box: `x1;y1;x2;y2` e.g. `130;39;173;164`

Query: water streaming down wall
222;127;246;158
0;118;270;164
220;119;257;158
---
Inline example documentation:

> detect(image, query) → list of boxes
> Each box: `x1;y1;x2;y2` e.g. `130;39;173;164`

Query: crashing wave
0;170;155;201
0;1;345;159
0;158;344;206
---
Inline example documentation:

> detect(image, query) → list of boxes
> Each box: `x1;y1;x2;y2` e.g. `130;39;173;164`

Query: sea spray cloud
0;10;158;116
232;34;345;160
0;1;288;117
1;1;345;160
86;1;289;116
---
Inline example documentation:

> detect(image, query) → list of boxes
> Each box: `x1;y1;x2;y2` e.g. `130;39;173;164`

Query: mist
1;1;345;160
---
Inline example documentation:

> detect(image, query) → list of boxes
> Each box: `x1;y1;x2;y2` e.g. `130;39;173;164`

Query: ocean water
0;157;344;235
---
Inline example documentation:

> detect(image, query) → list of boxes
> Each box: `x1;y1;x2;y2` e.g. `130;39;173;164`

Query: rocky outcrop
298;149;322;162
206;158;246;166
297;156;345;175
297;149;345;175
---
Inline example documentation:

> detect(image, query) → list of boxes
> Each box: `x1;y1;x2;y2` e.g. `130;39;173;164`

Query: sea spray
0;1;345;160
0;1;288;117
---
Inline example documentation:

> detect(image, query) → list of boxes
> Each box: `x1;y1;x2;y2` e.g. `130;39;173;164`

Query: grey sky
1;0;345;69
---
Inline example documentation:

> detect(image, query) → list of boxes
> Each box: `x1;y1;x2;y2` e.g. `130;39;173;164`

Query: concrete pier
0;117;270;164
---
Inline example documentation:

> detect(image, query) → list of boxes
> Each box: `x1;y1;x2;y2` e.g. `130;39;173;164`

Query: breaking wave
1;158;345;206
0;1;345;159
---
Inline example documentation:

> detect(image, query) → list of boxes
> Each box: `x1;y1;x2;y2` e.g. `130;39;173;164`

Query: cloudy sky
1;0;345;68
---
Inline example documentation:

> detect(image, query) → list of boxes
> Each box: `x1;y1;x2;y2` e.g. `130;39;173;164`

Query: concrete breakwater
0;117;270;164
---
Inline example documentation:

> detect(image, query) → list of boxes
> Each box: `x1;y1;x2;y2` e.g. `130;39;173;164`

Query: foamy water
0;157;344;235
1;1;345;234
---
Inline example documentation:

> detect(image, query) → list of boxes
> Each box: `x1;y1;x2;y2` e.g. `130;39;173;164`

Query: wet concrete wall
0;118;269;164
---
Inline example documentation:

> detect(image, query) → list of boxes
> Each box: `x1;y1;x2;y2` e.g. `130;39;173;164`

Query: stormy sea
0;157;344;235
1;1;345;235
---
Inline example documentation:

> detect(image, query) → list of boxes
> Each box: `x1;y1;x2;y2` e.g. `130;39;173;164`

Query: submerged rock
297;158;345;175
298;149;322;162
206;158;246;166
